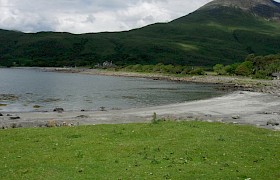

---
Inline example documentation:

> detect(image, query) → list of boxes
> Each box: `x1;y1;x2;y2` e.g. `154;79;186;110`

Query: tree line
105;54;280;79
1;52;279;79
213;54;280;79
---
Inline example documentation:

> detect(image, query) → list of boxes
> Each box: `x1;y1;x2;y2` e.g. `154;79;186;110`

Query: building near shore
272;72;280;80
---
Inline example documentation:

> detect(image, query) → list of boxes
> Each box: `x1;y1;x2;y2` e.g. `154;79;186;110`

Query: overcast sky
0;0;279;34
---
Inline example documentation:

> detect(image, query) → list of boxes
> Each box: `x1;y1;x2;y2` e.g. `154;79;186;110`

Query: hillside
0;0;280;67
200;0;280;20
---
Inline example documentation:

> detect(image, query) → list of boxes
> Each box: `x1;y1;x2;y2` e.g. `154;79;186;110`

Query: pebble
9;116;20;120
232;115;240;119
53;108;64;113
267;119;280;126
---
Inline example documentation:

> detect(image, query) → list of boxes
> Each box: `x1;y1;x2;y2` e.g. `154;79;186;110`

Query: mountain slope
200;0;280;20
1;0;280;67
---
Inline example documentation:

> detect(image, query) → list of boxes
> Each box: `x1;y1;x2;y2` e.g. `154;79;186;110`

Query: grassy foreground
0;121;279;179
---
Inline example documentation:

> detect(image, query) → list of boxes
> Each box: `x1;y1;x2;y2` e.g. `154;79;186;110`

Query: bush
162;65;174;74
142;65;154;72
152;63;164;73
265;61;280;75
235;61;254;76
253;70;270;79
190;68;205;75
224;63;239;75
213;64;226;75
131;64;143;72
181;66;191;75
173;65;184;74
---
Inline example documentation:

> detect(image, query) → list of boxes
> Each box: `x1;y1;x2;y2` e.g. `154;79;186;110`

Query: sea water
0;68;225;112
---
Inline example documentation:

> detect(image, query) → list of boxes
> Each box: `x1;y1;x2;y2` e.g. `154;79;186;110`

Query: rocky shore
1;68;279;130
1;91;280;130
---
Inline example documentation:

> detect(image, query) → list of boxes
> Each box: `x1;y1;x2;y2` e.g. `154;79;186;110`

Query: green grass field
0;121;279;179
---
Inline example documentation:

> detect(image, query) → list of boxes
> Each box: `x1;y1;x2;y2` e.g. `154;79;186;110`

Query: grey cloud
143;15;155;23
85;14;96;23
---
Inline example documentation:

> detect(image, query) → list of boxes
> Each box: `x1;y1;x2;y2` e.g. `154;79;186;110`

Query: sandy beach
1;91;280;130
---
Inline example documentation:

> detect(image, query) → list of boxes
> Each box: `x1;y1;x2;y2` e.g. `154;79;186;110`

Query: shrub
265;61;280;75
190;68;205;75
171;65;182;74
162;65;174;74
213;64;226;75
142;65;154;72
131;64;143;72
253;70;270;79
224;63;239;75
152;63;164;72
235;61;254;76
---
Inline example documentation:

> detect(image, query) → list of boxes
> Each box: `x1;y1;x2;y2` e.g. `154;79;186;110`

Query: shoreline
1;67;280;130
1;91;280;130
42;67;280;95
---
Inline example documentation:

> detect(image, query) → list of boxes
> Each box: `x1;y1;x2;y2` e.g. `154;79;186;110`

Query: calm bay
0;68;225;112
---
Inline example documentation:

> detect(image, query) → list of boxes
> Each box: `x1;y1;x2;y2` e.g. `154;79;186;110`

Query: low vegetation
0;121;279;179
114;63;206;76
95;53;280;79
213;54;280;79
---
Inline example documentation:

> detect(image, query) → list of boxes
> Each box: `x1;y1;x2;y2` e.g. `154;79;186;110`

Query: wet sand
1;91;280;130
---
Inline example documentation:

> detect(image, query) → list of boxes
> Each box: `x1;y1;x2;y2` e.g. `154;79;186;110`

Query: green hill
1;0;280;67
